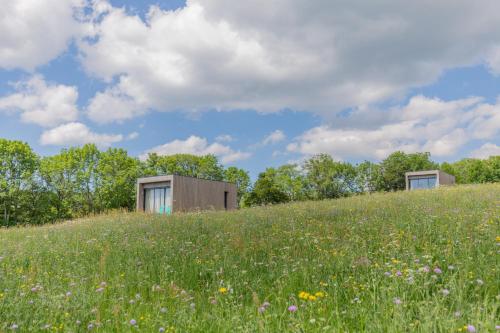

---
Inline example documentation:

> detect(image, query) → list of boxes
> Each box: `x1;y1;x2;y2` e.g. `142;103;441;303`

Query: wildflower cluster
298;291;326;301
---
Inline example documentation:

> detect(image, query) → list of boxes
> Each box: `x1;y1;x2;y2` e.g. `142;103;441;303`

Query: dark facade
136;175;237;213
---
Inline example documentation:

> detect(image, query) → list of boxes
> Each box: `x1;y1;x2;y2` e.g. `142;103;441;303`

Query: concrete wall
136;175;237;213
172;175;237;212
136;175;173;211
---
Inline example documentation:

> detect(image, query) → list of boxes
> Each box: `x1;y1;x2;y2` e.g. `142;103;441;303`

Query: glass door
144;187;172;214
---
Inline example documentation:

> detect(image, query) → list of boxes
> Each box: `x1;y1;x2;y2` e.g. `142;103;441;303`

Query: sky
0;0;499;178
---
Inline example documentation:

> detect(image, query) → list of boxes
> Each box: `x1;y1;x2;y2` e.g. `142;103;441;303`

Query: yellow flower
219;287;228;294
315;291;325;298
308;295;317;301
496;236;500;242
298;291;310;299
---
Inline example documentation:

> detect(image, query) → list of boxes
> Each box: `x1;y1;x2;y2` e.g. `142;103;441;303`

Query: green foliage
145;153;224;180
441;156;500;184
0;139;40;226
355;160;380;193
0;184;498;331
223;166;251;203
303;154;357;199
1;137;499;224
377;151;438;191
242;168;290;206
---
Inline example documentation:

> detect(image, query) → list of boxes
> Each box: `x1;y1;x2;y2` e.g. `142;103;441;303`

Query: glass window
409;176;437;190
144;186;172;214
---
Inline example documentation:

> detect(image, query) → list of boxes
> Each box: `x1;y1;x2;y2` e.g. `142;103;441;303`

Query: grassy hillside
0;184;499;332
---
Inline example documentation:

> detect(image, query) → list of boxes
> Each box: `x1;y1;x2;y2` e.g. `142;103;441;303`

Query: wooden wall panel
172;175;237;212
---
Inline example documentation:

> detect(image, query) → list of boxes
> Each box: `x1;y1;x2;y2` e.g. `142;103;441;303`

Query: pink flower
288;305;298;312
466;325;476;332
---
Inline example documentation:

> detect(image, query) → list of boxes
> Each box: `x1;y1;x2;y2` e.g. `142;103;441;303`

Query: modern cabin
136;175;237;214
405;170;455;191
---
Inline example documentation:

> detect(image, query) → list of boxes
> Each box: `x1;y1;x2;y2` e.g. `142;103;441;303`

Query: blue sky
1;0;499;178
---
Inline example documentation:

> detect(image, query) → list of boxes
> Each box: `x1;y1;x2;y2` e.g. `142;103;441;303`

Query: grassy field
0;184;499;332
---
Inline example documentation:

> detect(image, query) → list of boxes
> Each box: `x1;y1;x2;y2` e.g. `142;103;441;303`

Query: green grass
0;184;499;332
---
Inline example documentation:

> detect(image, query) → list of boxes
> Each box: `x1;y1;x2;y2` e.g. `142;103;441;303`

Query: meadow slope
0;184;499;332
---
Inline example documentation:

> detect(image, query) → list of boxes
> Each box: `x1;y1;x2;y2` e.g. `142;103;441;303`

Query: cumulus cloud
262;130;286;145
0;76;79;127
140;135;251;164
0;0;85;70
288;95;500;160
79;0;500;123
40;122;123;147
470;143;500;159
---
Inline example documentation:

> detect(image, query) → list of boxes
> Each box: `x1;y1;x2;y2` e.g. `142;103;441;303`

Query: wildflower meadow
0;184;499;332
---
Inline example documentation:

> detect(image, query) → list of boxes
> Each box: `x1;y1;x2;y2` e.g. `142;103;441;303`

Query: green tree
441;156;500;184
223;166;251;203
242;168;289;206
355;161;380;193
0;139;39;226
274;164;309;201
377;151;438;191
303;154;357;199
98;148;141;211
145;154;224;180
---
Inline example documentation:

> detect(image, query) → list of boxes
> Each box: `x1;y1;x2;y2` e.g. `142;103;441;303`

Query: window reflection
409;176;437;190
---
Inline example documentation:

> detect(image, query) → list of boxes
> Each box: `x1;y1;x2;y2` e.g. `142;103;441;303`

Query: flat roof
405;170;439;177
137;174;236;185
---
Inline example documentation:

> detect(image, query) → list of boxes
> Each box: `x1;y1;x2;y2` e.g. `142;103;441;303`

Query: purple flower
262;301;271;308
159;328;165;333
495;325;500;330
288;305;298;312
393;298;402;305
396;271;402;277
384;272;391;277
129;319;137;325
433;267;442;274
96;287;104;293
258;306;266;313
421;266;430;273
466;325;476;332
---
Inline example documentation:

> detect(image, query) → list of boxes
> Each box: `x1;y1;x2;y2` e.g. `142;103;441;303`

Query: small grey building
405;170;455;190
136;175;237;214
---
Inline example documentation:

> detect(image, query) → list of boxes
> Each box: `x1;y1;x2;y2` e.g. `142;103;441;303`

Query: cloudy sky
1;0;499;176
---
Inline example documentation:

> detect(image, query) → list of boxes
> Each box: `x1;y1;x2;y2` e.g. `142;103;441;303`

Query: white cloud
80;0;500;123
0;76;79;127
470;143;500;159
262;130;286;145
127;132;139;140
140;135;251;164
215;134;234;143
40;122;123;147
0;0;85;70
288;95;500;160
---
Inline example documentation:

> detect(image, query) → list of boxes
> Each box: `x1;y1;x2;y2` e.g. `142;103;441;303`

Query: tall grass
0;184;499;332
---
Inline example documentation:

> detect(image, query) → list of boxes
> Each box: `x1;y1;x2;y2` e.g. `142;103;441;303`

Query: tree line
1;138;498;226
